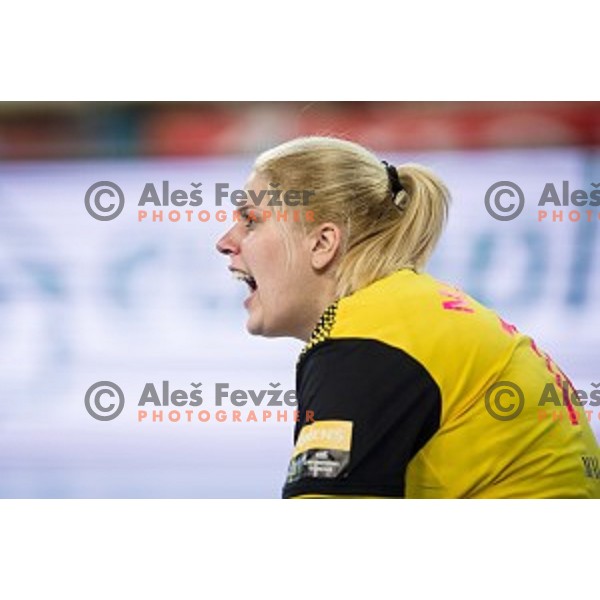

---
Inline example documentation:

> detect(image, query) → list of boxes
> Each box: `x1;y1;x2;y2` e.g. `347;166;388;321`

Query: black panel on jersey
282;338;442;498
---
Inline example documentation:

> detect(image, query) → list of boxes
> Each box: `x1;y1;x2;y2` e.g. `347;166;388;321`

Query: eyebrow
238;205;259;221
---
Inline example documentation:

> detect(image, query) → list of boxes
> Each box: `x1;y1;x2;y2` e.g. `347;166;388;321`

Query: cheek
261;257;291;293
247;229;291;276
246;224;309;296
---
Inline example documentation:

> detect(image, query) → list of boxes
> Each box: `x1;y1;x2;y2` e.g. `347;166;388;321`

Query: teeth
231;270;257;291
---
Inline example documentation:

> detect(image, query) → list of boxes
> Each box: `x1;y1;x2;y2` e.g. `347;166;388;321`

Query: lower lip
243;290;256;308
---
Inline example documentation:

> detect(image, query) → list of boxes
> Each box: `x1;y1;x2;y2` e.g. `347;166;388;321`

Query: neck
296;281;338;343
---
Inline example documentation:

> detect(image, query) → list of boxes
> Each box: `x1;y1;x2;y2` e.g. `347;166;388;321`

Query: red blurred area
0;102;598;160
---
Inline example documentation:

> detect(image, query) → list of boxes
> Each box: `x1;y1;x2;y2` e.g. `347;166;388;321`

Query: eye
240;208;258;229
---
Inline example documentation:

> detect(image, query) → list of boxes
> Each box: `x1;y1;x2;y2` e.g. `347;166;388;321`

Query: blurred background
0;101;599;497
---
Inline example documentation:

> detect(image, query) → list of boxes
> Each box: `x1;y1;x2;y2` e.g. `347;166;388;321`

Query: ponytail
254;137;451;298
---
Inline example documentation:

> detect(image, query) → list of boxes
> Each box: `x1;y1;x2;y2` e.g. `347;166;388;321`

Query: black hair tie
381;160;404;205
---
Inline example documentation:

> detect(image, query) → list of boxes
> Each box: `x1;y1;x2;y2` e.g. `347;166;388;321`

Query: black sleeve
282;338;441;498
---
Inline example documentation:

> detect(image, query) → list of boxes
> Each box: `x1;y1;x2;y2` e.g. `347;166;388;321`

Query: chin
246;322;279;338
246;321;264;336
246;314;268;337
245;315;288;338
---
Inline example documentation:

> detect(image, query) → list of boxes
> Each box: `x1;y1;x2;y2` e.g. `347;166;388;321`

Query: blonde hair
254;136;450;298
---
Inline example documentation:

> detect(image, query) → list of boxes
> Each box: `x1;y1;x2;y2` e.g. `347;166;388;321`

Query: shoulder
299;269;520;399
300;269;437;358
332;269;441;343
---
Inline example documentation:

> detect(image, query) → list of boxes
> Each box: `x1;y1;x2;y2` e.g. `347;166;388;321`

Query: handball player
216;136;600;499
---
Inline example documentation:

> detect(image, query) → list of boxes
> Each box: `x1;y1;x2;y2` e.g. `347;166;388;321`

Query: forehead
239;171;308;240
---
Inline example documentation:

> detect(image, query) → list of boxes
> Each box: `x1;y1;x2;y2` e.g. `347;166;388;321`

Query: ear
308;222;342;270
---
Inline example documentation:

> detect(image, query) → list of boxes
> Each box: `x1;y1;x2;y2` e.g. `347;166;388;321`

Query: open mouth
230;268;258;293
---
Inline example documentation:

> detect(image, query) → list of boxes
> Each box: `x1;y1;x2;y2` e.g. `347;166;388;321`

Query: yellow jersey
282;269;600;498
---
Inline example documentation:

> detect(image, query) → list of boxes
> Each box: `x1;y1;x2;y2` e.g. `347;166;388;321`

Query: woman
216;136;600;498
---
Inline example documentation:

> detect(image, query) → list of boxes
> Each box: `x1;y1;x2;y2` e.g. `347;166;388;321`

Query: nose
216;224;241;256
